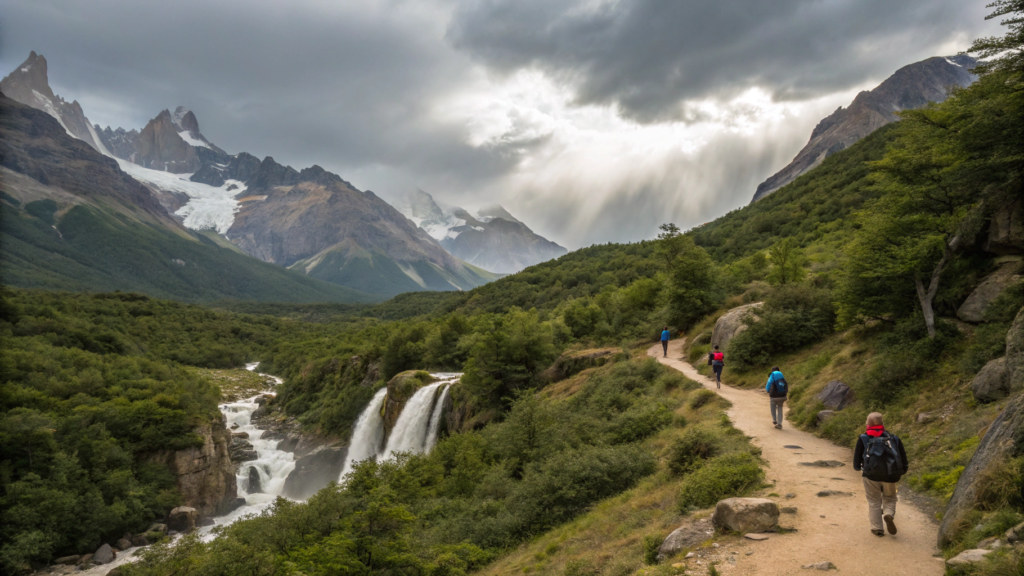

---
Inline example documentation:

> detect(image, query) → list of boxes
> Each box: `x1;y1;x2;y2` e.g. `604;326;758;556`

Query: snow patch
31;89;72;136
85;121;113;157
20;67;29;73
945;57;963;68
178;130;210;148
117;159;243;234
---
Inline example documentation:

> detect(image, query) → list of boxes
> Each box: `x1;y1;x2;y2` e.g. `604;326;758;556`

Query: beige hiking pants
862;477;898;531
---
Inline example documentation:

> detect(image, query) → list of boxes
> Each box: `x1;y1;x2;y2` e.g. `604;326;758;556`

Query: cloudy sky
0;0;1000;249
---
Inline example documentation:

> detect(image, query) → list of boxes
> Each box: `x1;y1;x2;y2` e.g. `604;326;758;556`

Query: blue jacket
766;371;786;396
661;330;670;341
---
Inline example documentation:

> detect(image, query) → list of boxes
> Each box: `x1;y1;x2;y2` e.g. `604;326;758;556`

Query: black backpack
707;352;714;366
768;376;788;397
861;433;904;482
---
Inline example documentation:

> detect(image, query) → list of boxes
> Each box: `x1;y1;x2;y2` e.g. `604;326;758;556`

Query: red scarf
866;425;885;437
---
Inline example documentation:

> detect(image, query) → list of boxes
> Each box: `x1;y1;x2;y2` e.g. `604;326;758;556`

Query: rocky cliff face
399;189;567;274
752;55;978;203
228;171;495;295
145;418;237;518
0;52;110;155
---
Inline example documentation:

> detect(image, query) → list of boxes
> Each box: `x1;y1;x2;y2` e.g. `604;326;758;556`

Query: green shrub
728;284;835;370
689;389;717;409
642;535;661;565
564;559;601;576
608;403;673;444
677;452;763;512
668;426;723;475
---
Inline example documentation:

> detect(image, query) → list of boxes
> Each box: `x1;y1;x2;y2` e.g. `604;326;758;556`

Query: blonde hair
866;412;884;426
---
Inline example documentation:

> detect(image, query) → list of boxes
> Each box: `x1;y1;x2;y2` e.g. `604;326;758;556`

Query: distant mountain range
751;54;979;203
398;189;567;274
0;51;517;298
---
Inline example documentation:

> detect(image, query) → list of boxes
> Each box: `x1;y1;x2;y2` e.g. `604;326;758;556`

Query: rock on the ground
231;431;250;439
816;411;835;425
816;381;854;410
1005;521;1024;543
712;498;779;534
971;357;1010;403
230;437;258;461
976;536;1006;550
744;533;770;541
711;303;763;349
657;518;714;560
115;538;132;551
93;544;114;565
131;535;149;547
816;490;852;497
781;507;798;514
983;200;1024;255
958;261;1022;322
282;445;347;500
799;460;845;467
939;393;1024;545
917;412;935;424
54;556;79;565
801;561;836;570
168;506;198;532
946;549;993;567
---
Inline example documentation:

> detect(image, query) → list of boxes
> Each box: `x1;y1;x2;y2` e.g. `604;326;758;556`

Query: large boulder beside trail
816;381;854;410
168;506;198;533
657;518;714;561
711;498;779;534
971;357;1010;403
946;549;994;568
1008;307;1024;393
958;260;1022;323
711;303;763;349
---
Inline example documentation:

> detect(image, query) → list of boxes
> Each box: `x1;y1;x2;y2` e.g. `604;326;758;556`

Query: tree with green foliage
766;238;806;286
667;236;720;329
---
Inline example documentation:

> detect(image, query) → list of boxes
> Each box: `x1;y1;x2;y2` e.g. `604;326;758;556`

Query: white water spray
381;382;445;460
424;385;451;451
338;387;388;479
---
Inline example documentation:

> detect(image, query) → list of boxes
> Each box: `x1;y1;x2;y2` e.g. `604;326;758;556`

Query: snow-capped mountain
0;51;111;156
1;51;498;297
398;189;567;274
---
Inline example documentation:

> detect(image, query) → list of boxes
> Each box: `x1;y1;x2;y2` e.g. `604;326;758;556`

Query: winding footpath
649;340;943;575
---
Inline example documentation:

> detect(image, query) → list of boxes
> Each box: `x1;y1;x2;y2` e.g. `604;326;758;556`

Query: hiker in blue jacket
660;326;671;357
765;367;788;429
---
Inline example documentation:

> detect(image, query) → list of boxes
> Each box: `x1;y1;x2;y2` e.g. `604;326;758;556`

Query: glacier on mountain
117;159;243;235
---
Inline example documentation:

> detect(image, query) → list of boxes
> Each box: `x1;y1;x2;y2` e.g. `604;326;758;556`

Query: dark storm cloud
447;0;994;122
0;0;531;185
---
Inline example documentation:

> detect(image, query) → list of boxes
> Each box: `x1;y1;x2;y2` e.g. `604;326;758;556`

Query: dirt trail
649;341;943;575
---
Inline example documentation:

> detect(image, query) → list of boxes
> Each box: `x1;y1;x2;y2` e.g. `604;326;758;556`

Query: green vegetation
1;202;376;304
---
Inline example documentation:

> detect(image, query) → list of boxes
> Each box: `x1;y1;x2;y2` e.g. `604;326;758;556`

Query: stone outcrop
144;418;237;518
816;381;854;410
657;518;714;561
282;445;348;500
133;109;201;173
711;498;779;534
971;357;1010;403
816;410;835;425
946;549;993;567
168;506;198;532
1008;307;1024;393
538;348;621;384
957;260;1022;323
93;544;114;565
984;199;1024;255
712;303;763;349
383;371;435;434
230;436;258;461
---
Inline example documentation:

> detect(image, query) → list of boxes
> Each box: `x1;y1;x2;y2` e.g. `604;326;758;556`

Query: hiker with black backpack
765;367;788;429
853;412;909;537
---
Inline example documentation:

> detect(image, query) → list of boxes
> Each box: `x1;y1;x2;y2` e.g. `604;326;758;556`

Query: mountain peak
1;51;55;103
477;204;522;225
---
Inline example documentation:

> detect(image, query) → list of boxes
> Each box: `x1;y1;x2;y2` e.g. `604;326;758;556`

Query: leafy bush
677;452;763;512
689;389;717;409
642;535;661;565
668;426;723;475
727;284;835;370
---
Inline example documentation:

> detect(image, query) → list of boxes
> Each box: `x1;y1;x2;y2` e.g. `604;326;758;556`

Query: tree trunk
914;235;961;339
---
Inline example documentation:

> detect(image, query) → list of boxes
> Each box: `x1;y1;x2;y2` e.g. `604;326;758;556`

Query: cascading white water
338;387;389;479
199;363;296;536
381;382;445;461
339;373;460;479
424;385;451;451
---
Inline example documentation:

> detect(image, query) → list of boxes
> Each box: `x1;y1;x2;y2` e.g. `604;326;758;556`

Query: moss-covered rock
383;370;435;434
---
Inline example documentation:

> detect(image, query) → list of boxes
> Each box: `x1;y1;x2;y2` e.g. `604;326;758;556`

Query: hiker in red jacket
853;412;909;536
710;345;724;389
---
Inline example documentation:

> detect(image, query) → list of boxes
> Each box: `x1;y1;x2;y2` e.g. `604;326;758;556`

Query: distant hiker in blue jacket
660;326;670;357
765;367;788;429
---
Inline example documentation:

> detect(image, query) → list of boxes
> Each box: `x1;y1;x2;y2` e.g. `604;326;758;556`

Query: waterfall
424;385;451;451
338;387;388;479
381;382;445;461
200;363;296;536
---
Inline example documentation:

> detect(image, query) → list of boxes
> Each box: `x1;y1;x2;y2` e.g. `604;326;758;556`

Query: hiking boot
883;514;897;535
775;424;782;430
871;529;884;537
